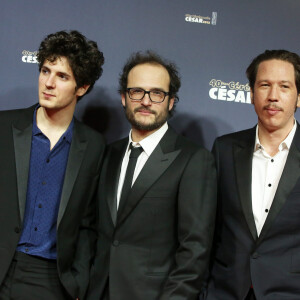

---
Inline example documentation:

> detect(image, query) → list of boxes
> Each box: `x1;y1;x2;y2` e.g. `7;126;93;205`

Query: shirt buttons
271;159;274;162
268;183;272;187
265;209;269;213
38;204;42;208
112;240;120;247
34;227;38;231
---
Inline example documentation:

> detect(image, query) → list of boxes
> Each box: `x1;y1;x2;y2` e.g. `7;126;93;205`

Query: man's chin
132;121;157;131
132;119;166;132
39;102;53;109
38;101;60;112
39;98;51;105
126;110;166;132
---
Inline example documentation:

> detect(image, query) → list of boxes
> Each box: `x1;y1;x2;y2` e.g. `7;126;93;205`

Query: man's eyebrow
57;71;71;78
256;79;293;84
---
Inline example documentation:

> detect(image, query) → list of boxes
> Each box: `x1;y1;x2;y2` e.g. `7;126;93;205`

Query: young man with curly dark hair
0;30;105;300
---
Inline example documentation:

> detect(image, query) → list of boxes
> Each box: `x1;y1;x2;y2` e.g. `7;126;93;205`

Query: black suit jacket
0;105;105;299
87;127;217;300
205;125;300;300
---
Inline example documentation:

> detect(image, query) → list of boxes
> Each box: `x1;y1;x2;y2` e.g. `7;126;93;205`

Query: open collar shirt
251;121;297;236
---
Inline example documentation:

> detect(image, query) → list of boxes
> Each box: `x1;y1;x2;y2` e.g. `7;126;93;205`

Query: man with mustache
86;51;217;300
205;50;300;299
0;30;105;299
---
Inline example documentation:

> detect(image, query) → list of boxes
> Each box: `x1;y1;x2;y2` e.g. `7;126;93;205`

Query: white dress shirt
116;122;168;209
251;121;297;236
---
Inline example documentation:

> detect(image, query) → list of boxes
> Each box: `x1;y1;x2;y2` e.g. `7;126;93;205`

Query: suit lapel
233;128;257;240
12;120;33;223
106;140;128;226
257;127;300;244
117;128;181;226
12;105;37;223
57;120;87;227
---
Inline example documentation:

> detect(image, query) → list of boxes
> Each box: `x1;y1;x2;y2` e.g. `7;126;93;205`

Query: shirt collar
127;122;168;156
254;120;297;152
32;105;74;144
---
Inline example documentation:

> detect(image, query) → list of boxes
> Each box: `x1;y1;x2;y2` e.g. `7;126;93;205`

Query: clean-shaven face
39;56;87;112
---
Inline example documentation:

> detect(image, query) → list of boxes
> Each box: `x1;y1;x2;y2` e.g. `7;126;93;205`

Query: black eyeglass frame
126;88;170;103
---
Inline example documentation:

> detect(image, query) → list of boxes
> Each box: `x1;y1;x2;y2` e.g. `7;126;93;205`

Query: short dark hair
119;51;181;114
37;30;104;100
246;49;300;93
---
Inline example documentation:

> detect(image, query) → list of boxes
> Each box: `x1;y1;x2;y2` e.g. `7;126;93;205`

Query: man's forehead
44;56;68;66
257;59;294;72
131;62;167;72
128;63;170;84
43;56;73;73
256;59;296;81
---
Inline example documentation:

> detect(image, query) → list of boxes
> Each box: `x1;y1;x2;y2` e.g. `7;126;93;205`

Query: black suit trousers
245;288;256;300
0;252;71;300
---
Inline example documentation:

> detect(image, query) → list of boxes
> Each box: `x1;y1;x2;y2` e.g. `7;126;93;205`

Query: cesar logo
22;50;38;64
208;79;251;104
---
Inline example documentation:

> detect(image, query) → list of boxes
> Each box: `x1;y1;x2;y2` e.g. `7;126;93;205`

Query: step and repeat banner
1;0;300;149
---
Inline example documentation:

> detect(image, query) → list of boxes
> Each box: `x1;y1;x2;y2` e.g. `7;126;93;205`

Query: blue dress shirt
17;106;73;259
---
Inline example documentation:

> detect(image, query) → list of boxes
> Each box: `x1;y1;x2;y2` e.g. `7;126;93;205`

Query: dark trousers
245;287;256;300
0;251;71;300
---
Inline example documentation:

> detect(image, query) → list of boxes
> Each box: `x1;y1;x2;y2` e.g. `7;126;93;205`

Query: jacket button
252;252;259;259
14;227;20;233
112;240;120;247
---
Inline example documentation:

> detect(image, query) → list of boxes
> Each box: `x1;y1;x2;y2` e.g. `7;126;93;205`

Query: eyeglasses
126;88;169;103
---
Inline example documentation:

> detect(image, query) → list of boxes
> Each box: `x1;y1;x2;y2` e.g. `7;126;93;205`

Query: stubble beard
125;105;169;132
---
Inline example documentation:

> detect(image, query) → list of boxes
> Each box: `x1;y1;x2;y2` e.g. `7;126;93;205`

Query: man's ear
297;93;300;108
250;88;254;104
168;97;175;111
76;85;90;97
121;93;126;107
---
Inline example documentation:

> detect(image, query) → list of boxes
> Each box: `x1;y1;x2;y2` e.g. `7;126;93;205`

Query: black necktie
118;143;143;213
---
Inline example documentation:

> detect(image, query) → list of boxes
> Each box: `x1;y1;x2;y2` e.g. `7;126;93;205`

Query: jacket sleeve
71;137;106;299
160;148;217;300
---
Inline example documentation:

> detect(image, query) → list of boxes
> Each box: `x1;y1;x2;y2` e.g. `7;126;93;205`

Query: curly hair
37;30;104;100
119;51;181;114
246;49;300;93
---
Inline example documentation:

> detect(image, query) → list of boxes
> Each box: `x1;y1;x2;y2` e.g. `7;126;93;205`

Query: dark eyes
259;83;289;89
59;74;67;80
41;68;49;74
152;90;163;95
41;69;68;80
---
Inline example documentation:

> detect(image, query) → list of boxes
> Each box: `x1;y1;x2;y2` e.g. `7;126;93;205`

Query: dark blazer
87;127;217;300
205;125;300;300
0;105;105;299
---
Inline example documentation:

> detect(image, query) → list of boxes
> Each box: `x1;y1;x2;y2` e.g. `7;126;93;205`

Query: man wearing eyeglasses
86;51;217;300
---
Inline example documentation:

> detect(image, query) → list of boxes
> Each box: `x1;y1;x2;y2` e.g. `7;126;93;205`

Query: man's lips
43;92;55;97
264;105;282;116
134;107;155;115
